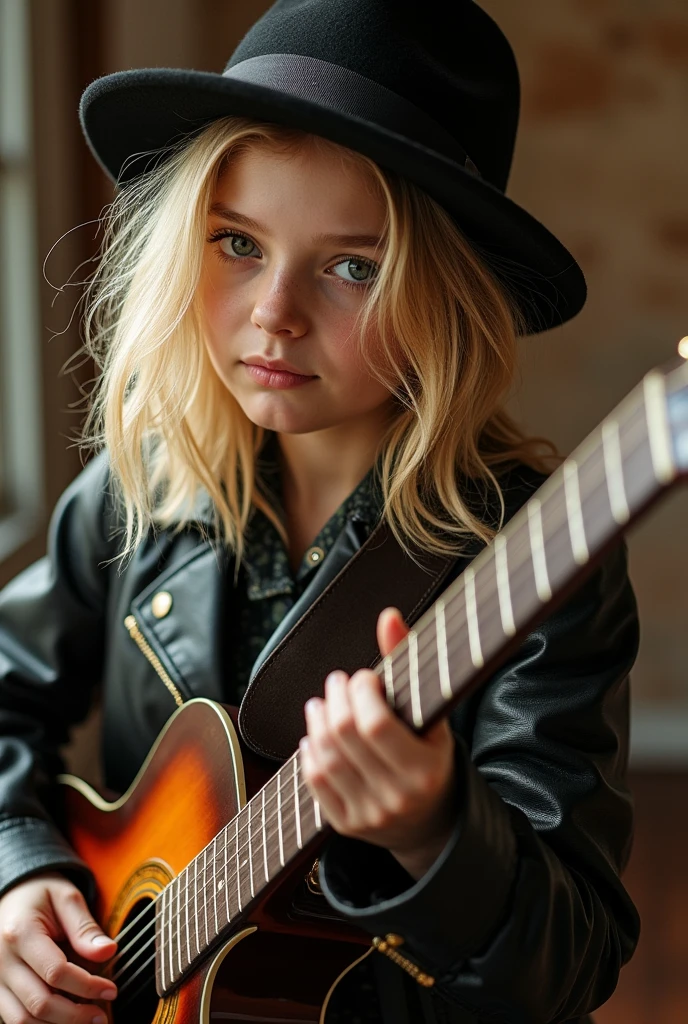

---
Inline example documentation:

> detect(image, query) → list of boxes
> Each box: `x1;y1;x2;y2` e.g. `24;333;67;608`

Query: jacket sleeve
0;450;116;908
318;539;640;1024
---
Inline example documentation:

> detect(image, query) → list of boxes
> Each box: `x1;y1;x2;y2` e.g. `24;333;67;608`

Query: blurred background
0;0;686;1020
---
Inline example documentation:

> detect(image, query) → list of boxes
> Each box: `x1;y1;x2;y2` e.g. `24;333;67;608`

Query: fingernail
92;935;112;947
326;671;345;686
92;1015;107;1024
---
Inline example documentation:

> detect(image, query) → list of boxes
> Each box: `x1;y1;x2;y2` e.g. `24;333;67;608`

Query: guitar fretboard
155;368;680;996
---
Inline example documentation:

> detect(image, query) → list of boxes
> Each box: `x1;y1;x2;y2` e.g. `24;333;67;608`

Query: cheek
330;320;386;382
200;276;231;339
198;276;247;370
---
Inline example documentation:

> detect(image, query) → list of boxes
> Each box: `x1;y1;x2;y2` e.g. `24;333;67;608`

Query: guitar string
113;815;308;997
106;760;319;959
110;772;321;980
107;411;652;991
114;824;306;1007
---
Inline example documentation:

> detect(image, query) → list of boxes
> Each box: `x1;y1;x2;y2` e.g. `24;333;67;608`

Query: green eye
332;258;377;285
219;234;258;258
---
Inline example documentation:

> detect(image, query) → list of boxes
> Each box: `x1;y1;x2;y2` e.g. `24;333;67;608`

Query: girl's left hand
299;606;458;881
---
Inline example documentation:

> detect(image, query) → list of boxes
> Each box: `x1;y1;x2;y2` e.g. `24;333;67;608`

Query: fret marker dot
678;336;688;360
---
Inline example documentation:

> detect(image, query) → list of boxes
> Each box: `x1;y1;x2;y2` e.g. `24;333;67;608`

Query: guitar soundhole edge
110;896;161;1024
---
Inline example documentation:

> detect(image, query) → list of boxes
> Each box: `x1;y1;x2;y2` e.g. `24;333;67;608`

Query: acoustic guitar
57;354;688;1023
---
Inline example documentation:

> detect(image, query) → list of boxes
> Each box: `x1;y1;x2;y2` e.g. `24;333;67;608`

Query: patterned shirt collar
243;432;384;601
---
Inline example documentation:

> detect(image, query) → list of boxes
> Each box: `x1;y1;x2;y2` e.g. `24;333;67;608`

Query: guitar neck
156;362;688;996
380;369;677;732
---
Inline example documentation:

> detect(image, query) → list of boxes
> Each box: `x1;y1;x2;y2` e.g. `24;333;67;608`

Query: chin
238;402;327;435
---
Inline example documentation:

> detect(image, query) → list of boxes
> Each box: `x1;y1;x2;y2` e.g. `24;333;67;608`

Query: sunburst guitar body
58;699;372;1024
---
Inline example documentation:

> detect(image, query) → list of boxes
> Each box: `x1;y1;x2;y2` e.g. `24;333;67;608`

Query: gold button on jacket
151;591;173;618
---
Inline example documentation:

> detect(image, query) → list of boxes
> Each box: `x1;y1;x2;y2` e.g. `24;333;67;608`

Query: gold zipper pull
124;614;185;707
372;934;435;987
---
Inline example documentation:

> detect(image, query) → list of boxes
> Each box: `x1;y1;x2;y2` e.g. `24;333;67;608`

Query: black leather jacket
0;449;640;1024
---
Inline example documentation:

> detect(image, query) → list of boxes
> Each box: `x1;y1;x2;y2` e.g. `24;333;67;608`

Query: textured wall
482;0;688;711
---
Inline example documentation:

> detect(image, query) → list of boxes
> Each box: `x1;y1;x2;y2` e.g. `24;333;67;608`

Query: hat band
223;53;481;179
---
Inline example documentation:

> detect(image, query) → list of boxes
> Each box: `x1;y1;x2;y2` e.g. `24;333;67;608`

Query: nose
250;266;309;339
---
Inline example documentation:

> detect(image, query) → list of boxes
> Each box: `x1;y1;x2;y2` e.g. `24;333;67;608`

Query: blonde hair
76;115;557;578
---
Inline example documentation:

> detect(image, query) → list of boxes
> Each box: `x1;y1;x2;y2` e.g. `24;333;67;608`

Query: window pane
0;0;44;557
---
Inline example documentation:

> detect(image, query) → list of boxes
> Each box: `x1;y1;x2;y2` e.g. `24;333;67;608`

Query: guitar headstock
665;345;688;475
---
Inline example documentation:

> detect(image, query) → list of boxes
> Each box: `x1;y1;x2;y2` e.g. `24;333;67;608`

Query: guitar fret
563;459;589;565
223;826;230;922
179;876;184;978
247;807;255;899
203;847;209;948
383;654;394;704
643;371;675;484
314;796;322;829
463;566;484;669
159;885;167;992
235;816;242;912
167;881;174;989
183;865;190;969
602;419;630;525
494;533;516;637
212;836;218;939
408;630;423;727
277;772;285;867
293;757;302;849
435;598;452;700
261;789;269;882
194;855;200;953
238;811;251;906
527;498;552;602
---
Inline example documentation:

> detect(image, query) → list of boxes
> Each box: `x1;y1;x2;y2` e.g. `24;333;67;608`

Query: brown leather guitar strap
237;518;467;761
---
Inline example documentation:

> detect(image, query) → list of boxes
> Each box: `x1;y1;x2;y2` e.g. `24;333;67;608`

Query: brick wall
483;0;688;712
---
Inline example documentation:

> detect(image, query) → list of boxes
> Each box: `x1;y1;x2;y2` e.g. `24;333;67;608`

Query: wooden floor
595;772;688;1024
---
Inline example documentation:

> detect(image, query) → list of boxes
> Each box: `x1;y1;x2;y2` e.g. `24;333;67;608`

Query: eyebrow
208;203;383;249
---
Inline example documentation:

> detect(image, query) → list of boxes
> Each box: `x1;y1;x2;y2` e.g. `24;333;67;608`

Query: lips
242;362;318;390
243;357;315;377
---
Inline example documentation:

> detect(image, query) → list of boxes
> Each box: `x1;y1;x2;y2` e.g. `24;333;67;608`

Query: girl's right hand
0;871;117;1024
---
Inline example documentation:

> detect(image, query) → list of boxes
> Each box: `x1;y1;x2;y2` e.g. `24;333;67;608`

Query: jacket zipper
124;614;185;708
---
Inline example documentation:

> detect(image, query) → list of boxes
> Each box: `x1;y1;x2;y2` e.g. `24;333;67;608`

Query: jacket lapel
129;540;229;703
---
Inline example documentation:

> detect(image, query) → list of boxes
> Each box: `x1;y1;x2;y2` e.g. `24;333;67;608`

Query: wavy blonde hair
76;115;557;578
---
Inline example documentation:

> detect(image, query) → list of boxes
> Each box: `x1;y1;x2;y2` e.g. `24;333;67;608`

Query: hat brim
80;68;586;335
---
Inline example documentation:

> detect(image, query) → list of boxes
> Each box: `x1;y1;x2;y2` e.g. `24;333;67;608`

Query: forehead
210;139;386;236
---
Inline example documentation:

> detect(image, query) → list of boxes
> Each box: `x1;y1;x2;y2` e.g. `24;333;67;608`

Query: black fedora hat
79;0;586;335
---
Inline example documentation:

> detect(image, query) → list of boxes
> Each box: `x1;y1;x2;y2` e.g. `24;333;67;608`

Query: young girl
0;1;640;1022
